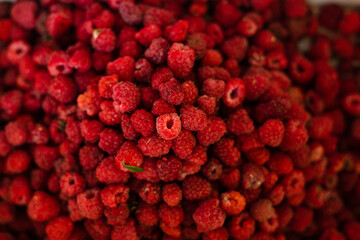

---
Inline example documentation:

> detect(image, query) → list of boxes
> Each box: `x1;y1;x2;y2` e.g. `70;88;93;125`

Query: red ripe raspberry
4;121;27;146
245;147;270;166
105;205;129;225
76;188;104;220
267;152;294;175
241;163;265;190
282;170;305;197
156;155;182;182
120;113;139;140
305;184;325;208
80;119;103;143
339;12;360;35
201;78;225;99
79;144;102;170
46;9;72;38
115;141;143;172
197;95;216;115
96;156;130;184
84;219;111;239
164;20;189;42
307;116;333;140
197;116;226;146
202;158;223;181
107;56;135;82
289;55;314;84
167;43;195;79
223;78;246;108
100;184;130;208
320;228;345;240
220;168;240;190
213;138;241;167
138;134;172;158
250;198;275;222
130;109;155;137
98;128;125;155
144;37;170;65
68;48;91;73
182;175;211;200
111;218;138;240
143;7;174;28
280;119;309;151
0;202;15;224
119;0;143;25
135;24;162;47
9;176;31;205
202;49;223;66
162;183;182;207
159;203;184;227
258;119;285;147
290;206;313;232
4;150;30;174
27;191;60;222
60;172;85;197
229;212;255;239
221;191;246;215
284;0;307;18
139;182;161;204
156;113;181;140
112;81;140;113
203;227;228;240
343;93;360;115
0;131;11;157
227;109;254;135
47;51;72;77
193;199;226;232
134;59;153;83
152;98;176;115
243;70;270;101
182;81;198;105
181;105;207;132
46;216;74;240
32;145;59;171
186;33;207;60
221;36;248;61
91;29;116;53
136;202;159;226
48;76;78;104
134;157;160;183
151;67;173;90
159;78;184;105
214;1;241;27
141;86;158;108
98;74;118;99
172;130;196;159
10;1;37;29
1;90;23;119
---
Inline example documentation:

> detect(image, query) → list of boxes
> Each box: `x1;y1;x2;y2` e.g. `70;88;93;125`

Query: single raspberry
138;134;172;158
143;7;174;27
162;183;182;207
4;121;27;146
307;116;333;140
112;81;140;113
98;74;118;99
80;119;103;143
119;0;143;25
96;156;130;184
104;205;130;226
156;113;181;140
343;93;360;115
98;128;124;155
158;78;184;105
229;212;255;240
151;67;173;90
46;216;74;240
282;170;305;197
202;49;223;66
186;33;207;60
267;152;294;175
223;78;246;108
159;203;184;228
145;37;171;65
91;28;116;53
79;144;102;170
185;144;207;167
156;155;182;182
164;20;189;42
1;90;23;119
4;150;30;174
214;1;241;27
201;78;225;99
139;182;161;204
202;158;223;181
136;202;159;226
135;24;162;47
48;76;78;104
141;86;158;108
250;198;275;222
227;109;254;135
0;131;11;157
197;95;216;115
258;119;285;147
115;141;144;172
245;147;270;166
120;113;139;140
100;184;130;208
197;116;226;146
241;163;265;190
47;51;72;77
151;98;176;116
290;206;313;232
9;176;31;205
221;36;248;61
180;105;207;131
107;56;135;82
76;188;104;220
46;9;72;38
213;138;241;167
133;157;160;183
289;55;314;84
193;199;226;232
32;145;59;171
27;191;60;222
167;43;195;79
320;228;345;240
172;130;196;159
280;119;309;151
182;81;198;105
182;175;211;200
84;219;111;240
111;218;138;240
60;172;85;197
339;12;360;35
130;109;155;137
220;191;246;215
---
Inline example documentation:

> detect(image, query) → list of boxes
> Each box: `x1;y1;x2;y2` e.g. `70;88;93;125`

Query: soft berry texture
156;113;181;140
193;199;226;232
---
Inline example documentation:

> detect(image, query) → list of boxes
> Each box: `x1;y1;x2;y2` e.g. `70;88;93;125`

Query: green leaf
122;159;144;172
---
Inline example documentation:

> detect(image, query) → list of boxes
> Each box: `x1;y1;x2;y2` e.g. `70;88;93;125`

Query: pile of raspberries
0;0;360;239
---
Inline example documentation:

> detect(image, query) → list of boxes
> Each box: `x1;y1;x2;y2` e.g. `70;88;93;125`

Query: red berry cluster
0;0;359;240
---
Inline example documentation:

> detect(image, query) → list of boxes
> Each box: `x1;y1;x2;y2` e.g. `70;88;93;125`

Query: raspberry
250;198;275;222
145;38;171;64
165;20;189;42
180;105;207;131
156;155;182;182
280;119;309;151
320;228;345;240
48;76;78;104
182;81;198;105
197;95;216;115
80;119;103;143
79;144;102;170
221;36;248;61
201;78;225;99
307;116;333;140
162;183;182;207
284;0;307;18
241;163;265;190
339;12;360;35
46;216;74;240
289;55;314;84
267;152;294;175
4;121;27;146
1;90;23;119
197;116;226;146
120;113;139;140
186;33;207;60
135;24;162;47
115;141;144;172
46;10;72;38
203;227;228;240
229;212;256;240
138;134;172;158
60;172;85;197
243;69;270;101
258;119;285;147
185;144;207;166
0;202;14;224
141;86;158;108
143;7;174;28
289;206;313;232
9;176;31;205
245;147;270;166
343;93;360;115
213;138;241;167
167;43;195;79
47;51;72;77
107;56;135;82
111;218;139;240
27;191;60;222
119;1;143;25
202;158;223;181
220;191;246;215
156;113;181;140
223;78;246;108
139;182;161;204
158;78;184;105
151;67;173;90
98;128;124;154
96;156;130;184
228;109;254;135
193;199;226;232
282;170;305;197
133;157;160;182
4;150;30;174
98;75;118;99
172;130;196;159
112;81;140;113
91;28;116;53
32;145;59;171
151;99;176;116
136;202;159;226
130;109;155;137
159;203;184;227
182;175;211;200
100;184;130;208
76;188;104;220
214;1;241;27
